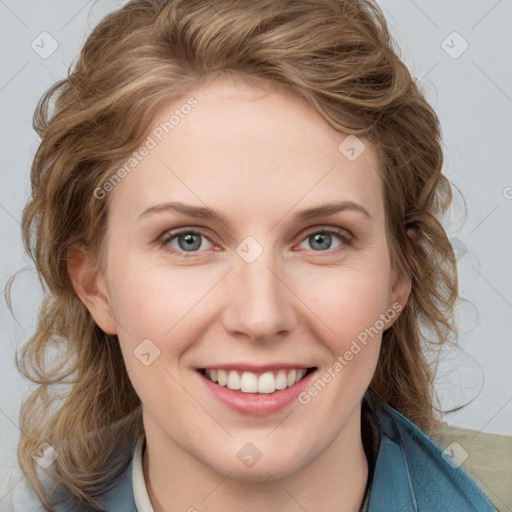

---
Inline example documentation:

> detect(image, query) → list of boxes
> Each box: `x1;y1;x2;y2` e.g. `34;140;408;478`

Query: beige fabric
434;424;512;512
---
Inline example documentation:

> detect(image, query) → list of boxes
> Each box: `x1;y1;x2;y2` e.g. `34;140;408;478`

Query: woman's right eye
160;230;215;256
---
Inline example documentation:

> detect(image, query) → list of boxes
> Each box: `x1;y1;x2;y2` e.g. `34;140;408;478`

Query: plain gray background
1;0;511;509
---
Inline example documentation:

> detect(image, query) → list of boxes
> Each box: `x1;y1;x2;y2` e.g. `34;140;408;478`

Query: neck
142;406;369;512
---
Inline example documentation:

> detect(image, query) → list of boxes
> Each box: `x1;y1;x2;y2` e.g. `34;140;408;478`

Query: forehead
108;75;384;224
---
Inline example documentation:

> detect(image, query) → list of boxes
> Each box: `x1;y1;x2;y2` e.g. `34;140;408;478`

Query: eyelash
159;227;353;258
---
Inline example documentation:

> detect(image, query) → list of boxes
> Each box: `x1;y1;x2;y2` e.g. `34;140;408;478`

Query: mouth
198;367;317;394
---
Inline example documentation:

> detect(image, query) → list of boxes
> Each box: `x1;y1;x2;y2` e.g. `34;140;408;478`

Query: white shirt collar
132;434;155;512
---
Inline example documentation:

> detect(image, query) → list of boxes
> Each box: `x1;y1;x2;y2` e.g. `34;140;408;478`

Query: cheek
107;254;211;339
294;262;391;351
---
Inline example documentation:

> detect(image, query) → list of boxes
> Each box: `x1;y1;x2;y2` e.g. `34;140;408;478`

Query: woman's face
75;75;410;480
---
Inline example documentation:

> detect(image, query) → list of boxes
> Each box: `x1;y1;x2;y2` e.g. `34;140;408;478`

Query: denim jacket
54;402;497;511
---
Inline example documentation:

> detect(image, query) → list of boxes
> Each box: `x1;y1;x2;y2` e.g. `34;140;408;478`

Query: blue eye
298;229;351;252
160;227;352;257
162;231;213;253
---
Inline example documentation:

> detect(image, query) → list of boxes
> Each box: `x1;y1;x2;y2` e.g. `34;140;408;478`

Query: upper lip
197;363;316;372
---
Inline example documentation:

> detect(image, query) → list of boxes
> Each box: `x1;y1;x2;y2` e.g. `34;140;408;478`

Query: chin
200;438;315;482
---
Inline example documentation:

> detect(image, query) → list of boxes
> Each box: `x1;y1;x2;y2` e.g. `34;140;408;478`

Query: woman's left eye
160;227;352;256
297;228;352;253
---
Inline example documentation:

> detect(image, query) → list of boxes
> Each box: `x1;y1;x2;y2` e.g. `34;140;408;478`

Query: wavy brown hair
16;0;457;509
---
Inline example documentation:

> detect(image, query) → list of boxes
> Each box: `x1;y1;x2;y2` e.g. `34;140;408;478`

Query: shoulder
51;452;136;512
368;401;497;511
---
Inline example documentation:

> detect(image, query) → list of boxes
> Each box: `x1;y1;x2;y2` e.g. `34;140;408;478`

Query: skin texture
69;74;411;512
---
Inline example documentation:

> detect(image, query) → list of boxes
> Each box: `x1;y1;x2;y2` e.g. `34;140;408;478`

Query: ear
384;267;412;330
67;247;118;335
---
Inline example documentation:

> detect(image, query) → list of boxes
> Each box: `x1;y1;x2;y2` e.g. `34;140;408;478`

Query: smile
201;368;314;394
197;363;318;415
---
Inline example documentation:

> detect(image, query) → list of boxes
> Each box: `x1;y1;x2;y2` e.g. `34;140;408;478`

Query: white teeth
240;372;258;392
204;368;310;393
217;369;227;386
227;370;241;390
275;370;288;390
257;372;275;394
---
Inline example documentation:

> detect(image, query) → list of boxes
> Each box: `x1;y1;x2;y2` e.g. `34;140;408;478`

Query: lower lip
198;369;317;416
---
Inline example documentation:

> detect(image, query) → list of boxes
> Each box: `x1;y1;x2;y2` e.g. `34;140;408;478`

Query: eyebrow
138;200;372;224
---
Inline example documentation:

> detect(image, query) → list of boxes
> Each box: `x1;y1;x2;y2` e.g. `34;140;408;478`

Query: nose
220;241;296;343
